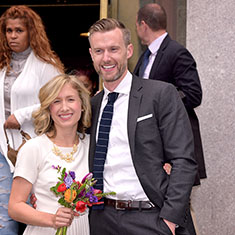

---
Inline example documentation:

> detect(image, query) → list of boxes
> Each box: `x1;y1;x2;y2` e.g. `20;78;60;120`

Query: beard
96;62;127;83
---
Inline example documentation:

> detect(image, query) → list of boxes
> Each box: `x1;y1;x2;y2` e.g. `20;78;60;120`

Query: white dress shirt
143;32;168;79
97;71;149;201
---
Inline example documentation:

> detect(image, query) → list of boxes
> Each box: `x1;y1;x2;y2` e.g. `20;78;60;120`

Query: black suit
89;75;197;234
134;35;206;185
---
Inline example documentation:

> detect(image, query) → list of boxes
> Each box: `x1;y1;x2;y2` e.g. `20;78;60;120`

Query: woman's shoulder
80;133;90;141
20;134;51;151
79;133;90;146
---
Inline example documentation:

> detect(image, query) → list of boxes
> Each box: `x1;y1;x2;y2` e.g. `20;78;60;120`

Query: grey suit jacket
89;75;197;227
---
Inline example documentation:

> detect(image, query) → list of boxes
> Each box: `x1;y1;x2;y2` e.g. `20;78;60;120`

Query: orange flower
64;189;77;203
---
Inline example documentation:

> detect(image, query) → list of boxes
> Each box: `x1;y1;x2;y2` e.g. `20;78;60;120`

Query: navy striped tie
93;92;119;209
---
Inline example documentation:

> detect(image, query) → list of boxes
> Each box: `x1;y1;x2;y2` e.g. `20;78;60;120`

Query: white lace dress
14;134;90;235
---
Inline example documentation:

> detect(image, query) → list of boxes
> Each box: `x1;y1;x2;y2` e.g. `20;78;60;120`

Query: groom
88;18;197;235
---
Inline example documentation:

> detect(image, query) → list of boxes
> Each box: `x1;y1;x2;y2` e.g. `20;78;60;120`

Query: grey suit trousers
89;204;196;235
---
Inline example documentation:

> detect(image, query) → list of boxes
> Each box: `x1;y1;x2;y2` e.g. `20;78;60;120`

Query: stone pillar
187;1;235;234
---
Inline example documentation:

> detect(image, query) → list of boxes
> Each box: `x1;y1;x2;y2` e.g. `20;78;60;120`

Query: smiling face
89;27;133;90
5;18;30;53
49;83;82;134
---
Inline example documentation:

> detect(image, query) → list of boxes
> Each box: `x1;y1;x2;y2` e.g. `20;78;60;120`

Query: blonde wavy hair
33;74;91;139
0;5;64;73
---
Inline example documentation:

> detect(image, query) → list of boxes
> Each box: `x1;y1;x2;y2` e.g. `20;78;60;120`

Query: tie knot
108;92;119;104
144;48;151;59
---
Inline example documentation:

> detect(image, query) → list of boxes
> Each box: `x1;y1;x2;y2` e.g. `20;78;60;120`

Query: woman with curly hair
0;5;64;234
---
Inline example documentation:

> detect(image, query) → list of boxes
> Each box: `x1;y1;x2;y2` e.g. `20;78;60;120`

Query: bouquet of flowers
50;165;115;235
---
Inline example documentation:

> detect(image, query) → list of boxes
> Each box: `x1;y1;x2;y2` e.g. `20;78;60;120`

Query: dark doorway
0;0;100;72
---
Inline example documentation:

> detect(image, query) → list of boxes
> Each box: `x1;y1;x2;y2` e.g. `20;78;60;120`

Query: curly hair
33;74;91;139
0;5;64;73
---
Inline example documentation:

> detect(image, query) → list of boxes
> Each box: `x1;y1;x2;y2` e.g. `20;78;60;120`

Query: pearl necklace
52;144;78;163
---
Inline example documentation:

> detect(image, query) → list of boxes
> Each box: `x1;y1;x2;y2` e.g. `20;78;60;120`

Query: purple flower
85;187;98;202
69;171;76;180
85;192;92;198
85;187;94;197
78;189;85;197
64;174;73;188
89;195;98;203
52;165;61;170
81;173;93;183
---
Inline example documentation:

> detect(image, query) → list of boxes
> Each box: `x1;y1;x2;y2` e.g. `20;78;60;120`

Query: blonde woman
9;74;91;235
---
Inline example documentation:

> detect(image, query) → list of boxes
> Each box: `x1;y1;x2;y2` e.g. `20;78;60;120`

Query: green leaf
58;197;71;208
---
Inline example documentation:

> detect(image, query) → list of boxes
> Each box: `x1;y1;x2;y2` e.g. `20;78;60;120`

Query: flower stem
56;226;67;235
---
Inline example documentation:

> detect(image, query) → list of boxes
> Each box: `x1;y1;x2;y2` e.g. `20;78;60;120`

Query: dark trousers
18;223;26;235
89;205;196;235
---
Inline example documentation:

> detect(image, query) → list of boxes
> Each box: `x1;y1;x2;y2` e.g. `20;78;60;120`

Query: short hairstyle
88;18;131;47
0;5;64;73
137;3;167;31
33;74;91;139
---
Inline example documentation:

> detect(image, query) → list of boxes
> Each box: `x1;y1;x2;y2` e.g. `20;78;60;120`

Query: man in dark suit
88;18;197;235
133;3;206;186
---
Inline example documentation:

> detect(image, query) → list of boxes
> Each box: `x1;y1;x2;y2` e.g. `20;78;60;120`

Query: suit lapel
149;35;171;80
89;91;104;171
127;75;143;158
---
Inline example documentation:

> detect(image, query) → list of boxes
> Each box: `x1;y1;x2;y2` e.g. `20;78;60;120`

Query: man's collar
103;71;132;98
149;32;168;54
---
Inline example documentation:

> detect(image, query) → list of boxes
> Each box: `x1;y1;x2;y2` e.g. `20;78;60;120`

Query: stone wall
187;1;235;234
